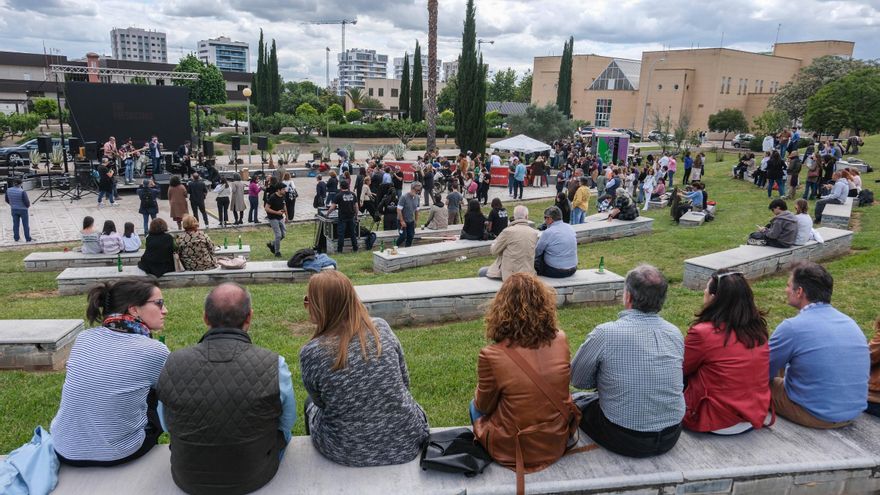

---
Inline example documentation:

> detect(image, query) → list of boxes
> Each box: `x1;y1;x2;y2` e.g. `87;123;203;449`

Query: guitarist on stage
176;140;193;179
119;138;147;185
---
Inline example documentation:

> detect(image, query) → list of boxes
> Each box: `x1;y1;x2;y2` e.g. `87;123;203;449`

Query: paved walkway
0;177;557;248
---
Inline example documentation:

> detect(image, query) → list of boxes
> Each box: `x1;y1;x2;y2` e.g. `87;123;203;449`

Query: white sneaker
111;203;120;207
98;203;104;208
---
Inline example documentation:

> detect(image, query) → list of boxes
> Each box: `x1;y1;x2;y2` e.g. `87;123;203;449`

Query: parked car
0;138;70;164
732;133;756;148
647;130;674;142
614;128;642;141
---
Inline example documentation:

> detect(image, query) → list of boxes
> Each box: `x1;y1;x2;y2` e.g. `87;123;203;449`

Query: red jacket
683;322;771;432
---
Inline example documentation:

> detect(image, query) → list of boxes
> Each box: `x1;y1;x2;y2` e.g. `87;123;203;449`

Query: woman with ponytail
51;278;170;466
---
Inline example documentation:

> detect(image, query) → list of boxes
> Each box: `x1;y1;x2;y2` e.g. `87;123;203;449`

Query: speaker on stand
231;136;241;172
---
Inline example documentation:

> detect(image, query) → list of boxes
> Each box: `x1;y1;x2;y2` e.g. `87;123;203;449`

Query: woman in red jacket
683;269;771;434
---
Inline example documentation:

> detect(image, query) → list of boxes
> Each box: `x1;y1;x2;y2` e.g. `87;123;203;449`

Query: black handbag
419;427;492;477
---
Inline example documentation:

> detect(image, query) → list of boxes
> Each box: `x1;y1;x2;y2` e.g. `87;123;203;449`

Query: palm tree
426;0;439;152
345;87;365;110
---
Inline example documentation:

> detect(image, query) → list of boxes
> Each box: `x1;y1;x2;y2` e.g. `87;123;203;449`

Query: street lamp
477;39;494;55
639;57;666;141
242;87;252;166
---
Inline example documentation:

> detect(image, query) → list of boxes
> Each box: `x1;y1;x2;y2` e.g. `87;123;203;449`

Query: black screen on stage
65;82;191;151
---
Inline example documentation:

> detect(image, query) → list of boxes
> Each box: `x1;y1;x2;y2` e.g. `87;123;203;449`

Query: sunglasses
146;299;165;309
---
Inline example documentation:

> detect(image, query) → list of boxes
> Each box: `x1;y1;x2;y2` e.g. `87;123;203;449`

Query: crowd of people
41;259;877;493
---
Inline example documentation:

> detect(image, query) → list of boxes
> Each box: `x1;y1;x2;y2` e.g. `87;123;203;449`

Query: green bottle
238;235;242;250
116;253;123;272
223;236;228;249
380;240;386;252
598;256;605;274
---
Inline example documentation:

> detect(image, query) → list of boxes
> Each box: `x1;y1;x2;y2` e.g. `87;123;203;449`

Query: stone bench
47;415;880;495
822;197;854;230
24;246;251;272
373;218;652;273
647;198;668;209
56;262;331;295
835;160;869;174
326;225;463;254
357;269;624;327
682;227;852;290
680;211;707;227
0;319;84;371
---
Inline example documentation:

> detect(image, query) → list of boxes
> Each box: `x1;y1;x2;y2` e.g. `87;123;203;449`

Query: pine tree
454;0;486;154
399;52;410;118
410;42;424;121
555;37;574;117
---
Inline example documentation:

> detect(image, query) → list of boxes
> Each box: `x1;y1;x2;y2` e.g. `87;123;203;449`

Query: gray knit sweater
300;318;429;466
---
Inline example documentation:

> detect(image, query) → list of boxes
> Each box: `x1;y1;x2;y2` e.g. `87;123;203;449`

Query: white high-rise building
393;54;442;80
337;48;388;95
197;36;250;73
442;61;459;82
111;27;167;63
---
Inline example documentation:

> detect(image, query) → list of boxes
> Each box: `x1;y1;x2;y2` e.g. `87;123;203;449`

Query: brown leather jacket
473;331;577;473
869;331;880;404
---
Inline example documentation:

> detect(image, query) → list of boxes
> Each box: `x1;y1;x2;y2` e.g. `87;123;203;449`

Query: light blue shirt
683;190;703;206
514;163;526;181
822;178;849;203
159;355;297;455
535;220;578;269
769;303;868;423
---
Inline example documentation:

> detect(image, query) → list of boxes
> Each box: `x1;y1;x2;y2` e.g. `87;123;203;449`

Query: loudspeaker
231;136;241;151
257;136;268;151
85;141;99;160
37;136;53;154
165;154;173;168
68;137;82;158
153;173;172;183
203;140;214;157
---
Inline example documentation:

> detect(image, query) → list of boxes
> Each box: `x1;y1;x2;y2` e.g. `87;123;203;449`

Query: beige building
531;40;855;135
346;77;447;112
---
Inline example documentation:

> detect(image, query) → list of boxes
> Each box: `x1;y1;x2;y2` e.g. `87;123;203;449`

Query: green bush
409;143;427;151
323;123;506;139
345;109;363;123
748;134;765;152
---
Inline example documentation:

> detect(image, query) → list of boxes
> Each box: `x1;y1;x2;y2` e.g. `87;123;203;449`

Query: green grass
2;137;879;452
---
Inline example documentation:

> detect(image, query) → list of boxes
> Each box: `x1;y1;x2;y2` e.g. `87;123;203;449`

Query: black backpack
140;187;156;209
857;189;874;207
287;248;316;268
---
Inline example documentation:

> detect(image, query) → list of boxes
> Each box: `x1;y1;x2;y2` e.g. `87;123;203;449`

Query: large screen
65;82;191;151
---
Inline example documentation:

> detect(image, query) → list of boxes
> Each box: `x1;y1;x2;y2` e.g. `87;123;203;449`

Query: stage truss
49;64;199;80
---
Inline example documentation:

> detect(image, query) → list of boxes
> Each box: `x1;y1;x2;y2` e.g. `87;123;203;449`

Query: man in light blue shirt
513;157;526;199
814;171;848;224
535;206;578;278
769;261;868;428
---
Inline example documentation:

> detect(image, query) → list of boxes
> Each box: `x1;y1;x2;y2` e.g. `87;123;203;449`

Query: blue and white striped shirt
51;327;169;461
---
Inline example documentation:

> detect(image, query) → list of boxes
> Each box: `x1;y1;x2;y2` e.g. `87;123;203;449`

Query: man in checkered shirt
571;264;685;457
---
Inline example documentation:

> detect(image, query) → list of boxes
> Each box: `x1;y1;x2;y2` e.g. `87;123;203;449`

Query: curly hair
484;273;559;349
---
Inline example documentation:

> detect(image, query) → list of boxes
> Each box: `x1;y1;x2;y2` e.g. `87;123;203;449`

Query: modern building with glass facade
197;37;250;73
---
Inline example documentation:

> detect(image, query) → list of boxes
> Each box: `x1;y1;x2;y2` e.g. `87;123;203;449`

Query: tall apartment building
442;61;459;82
337;48;388;95
197;36;249;73
393;54;442;80
530;40;855;133
110;27;167;63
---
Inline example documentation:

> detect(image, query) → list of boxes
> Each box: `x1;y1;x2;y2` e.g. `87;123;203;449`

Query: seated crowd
43;258;877;494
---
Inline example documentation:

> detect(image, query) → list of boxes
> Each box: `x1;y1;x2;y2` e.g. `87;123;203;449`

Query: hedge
326;123;506;139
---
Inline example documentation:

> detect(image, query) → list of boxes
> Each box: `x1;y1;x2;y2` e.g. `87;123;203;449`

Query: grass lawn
1;137;879;453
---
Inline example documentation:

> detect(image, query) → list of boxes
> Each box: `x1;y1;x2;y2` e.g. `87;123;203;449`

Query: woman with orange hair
299;270;429;466
471;273;581;492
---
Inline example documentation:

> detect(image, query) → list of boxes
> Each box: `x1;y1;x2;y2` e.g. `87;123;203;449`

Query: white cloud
0;0;876;84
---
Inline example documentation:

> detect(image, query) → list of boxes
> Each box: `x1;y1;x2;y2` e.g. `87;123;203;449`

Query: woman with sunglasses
682;269;771;435
51;278;170;466
299;270;429;466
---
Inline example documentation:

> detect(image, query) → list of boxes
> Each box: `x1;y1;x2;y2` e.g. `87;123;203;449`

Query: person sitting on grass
769;261;869;429
99;220;125;255
122;222;141;253
747;199;798;248
51;278;169;467
471;273;581;493
683;270;771;435
80;216;102;254
300;270;429;467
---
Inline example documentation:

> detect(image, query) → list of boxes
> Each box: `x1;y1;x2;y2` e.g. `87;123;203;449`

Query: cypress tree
260;42;271;114
410;42;424;121
269;40;280;113
454;0;486;154
555;37;573;118
253;30;264;114
399;52;410;117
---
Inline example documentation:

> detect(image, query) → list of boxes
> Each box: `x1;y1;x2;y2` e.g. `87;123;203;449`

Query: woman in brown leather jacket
471;272;580;486
868;318;880;417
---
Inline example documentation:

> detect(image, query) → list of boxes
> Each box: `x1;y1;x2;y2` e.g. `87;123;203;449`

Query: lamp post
639;57;666;141
242;87;252;166
477;39;494;55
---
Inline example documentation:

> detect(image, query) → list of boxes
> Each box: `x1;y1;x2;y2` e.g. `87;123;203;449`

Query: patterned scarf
103;313;151;337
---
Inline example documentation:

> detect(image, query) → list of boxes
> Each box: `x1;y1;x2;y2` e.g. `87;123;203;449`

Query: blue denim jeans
248;196;259;222
124;159;134;183
767;178;785;197
97;190;115;205
571;207;586;224
396;221;415;247
11;208;30;242
513;179;524;199
336;218;358;252
469;399;484;424
142;212;156;235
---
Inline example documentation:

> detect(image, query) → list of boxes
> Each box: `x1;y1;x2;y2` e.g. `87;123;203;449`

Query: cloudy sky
1;0;878;84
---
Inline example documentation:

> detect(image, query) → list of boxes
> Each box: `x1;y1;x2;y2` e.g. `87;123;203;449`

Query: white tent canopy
489;134;551;154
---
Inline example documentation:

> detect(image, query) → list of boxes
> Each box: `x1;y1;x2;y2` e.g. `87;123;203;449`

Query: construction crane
304;19;357;65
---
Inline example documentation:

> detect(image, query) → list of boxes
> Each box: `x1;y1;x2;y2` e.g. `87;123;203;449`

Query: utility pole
325;47;330;89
